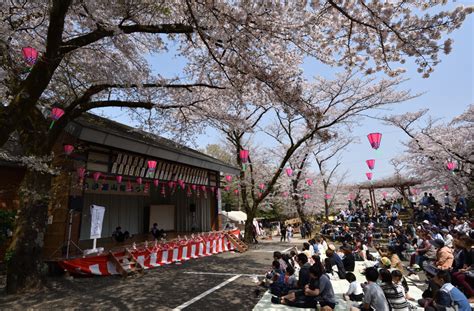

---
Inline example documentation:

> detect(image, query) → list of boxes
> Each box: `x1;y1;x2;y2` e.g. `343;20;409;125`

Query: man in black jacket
325;245;346;279
341;245;355;272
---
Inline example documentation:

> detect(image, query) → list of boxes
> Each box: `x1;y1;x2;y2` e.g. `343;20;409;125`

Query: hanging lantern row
367;132;382;150
366;159;375;170
77;168;217;194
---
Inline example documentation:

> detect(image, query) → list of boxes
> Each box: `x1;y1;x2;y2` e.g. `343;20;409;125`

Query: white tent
220;211;247;223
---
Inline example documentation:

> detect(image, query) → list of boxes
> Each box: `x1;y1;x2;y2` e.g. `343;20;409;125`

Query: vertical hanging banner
90;205;106;239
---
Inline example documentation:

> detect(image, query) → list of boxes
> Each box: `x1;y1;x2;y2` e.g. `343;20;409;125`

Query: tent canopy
220;211;247;222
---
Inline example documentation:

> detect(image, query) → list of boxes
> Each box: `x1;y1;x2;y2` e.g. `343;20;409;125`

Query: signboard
90;205;106;239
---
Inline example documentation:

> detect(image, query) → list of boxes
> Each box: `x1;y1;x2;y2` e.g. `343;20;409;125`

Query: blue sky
100;5;473;183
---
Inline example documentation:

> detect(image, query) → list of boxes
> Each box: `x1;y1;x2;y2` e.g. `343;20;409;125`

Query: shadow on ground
0;242;282;310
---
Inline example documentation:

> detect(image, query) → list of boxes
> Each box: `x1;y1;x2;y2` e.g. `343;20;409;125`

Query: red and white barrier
58;230;239;276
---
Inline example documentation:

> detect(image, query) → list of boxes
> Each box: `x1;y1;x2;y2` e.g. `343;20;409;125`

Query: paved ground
0;236;434;310
0;238;299;310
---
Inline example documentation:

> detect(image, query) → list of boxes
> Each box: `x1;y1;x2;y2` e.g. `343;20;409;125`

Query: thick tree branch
60;23;194;53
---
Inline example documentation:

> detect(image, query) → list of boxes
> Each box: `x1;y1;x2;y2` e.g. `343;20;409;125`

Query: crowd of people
259;191;472;311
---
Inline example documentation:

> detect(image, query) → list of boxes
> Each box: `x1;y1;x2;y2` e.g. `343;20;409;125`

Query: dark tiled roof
69;113;238;174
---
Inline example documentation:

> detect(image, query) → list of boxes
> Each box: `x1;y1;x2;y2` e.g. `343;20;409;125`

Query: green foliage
199;144;235;165
256;203;283;220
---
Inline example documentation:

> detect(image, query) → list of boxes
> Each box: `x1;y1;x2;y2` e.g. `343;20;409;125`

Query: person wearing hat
441;228;453;247
423;239;454;276
380;257;392;269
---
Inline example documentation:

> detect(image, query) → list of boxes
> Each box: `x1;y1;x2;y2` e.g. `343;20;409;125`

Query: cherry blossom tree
200;71;412;243
313;135;351;219
0;0;471;293
384;105;473;201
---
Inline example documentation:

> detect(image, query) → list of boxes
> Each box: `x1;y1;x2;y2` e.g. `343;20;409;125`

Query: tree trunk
243;203;256;244
6;170;51;294
295;200;308;224
324;199;329;220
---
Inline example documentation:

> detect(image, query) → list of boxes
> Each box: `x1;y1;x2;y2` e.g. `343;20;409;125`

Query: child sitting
343;272;364;302
284;266;297;289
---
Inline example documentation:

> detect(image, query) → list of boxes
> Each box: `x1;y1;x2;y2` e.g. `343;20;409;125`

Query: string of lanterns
71;150;218;197
365;132;382;183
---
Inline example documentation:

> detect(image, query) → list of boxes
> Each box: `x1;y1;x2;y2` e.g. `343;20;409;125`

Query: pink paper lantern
306;179;313;186
285;168;293;177
446;161;456;171
348;193;355;200
136;177;142;185
201;185;206;192
324;194;331;200
63;144;74;155
191;184;197;191
154;179;159;187
443;184;449;191
93;172;101;182
225;175;232;182
147;160;157;170
233;189;239;196
178;179;185;189
210;186;215;193
77;167;86;178
49;107;65;129
239;149;249;163
50;107;64;121
116;175;122;184
366;159;375;170
224;186;230;192
366;172;373;181
367;133;382;150
282;191;289;198
303;194;310;200
258;183;265;190
22;46;38;66
382;191;387;198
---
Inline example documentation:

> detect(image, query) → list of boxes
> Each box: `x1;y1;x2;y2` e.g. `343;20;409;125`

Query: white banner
90;205;106;239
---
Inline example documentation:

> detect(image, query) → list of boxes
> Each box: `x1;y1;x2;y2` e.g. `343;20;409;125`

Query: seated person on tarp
325;244;346;279
112;226;130;243
260;260;286;296
276;258;337;310
150;223;166;240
